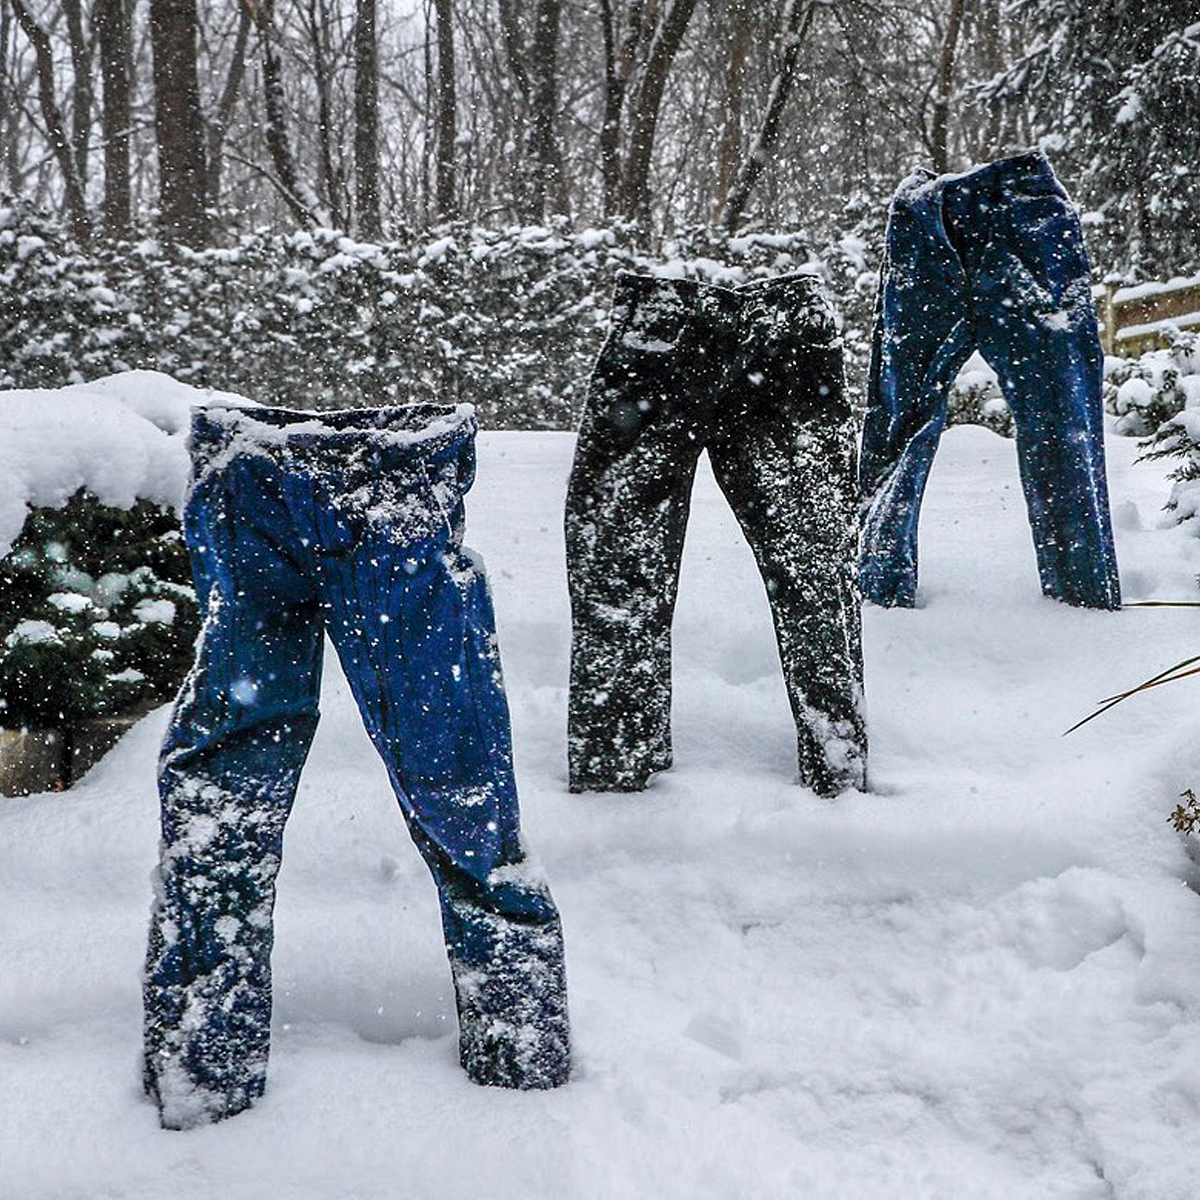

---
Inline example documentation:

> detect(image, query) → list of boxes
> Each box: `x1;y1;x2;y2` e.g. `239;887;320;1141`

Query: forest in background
0;0;1196;279
0;0;1198;740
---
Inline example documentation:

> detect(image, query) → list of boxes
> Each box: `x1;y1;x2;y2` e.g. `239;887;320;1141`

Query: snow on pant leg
944;155;1121;609
708;276;867;796
306;432;569;1090
858;170;976;607
565;275;707;791
143;448;323;1130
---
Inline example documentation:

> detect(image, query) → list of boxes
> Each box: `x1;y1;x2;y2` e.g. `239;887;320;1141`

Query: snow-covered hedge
1105;331;1200;436
0;198;883;428
0;198;1036;439
1124;333;1200;531
0;374;235;727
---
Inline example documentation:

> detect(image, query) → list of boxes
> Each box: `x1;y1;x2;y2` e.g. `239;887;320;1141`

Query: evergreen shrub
1105;331;1200;436
0;490;198;728
1125;332;1200;530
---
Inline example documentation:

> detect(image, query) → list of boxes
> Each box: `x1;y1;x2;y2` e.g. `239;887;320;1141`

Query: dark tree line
0;0;1196;275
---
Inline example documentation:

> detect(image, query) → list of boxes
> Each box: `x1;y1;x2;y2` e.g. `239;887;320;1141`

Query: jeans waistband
901;151;1064;201
611;269;837;338
613;269;827;309
190;401;477;475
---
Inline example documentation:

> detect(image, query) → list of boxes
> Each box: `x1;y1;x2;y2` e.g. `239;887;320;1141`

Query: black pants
565;271;867;797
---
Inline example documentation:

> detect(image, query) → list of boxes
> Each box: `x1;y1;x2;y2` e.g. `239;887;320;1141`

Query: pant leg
948;169;1121;609
859;173;975;607
565;278;706;791
709;281;867;796
305;444;569;1090
143;454;323;1130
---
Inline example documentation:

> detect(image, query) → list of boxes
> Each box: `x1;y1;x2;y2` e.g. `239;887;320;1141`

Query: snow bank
0;371;254;558
3;429;1200;1197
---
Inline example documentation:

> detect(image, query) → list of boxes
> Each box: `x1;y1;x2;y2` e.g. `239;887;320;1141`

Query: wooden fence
1096;277;1200;356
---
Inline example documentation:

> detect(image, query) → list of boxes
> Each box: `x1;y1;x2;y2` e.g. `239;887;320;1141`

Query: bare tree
206;3;253;217
524;0;563;219
712;0;750;222
930;0;966;173
433;0;457;219
303;0;348;228
721;0;821;232
620;0;700;226
355;0;381;237
0;4;14;192
0;0;1032;240
242;0;321;225
62;0;94;186
597;0;632;217
95;0;131;239
8;0;91;244
150;0;209;244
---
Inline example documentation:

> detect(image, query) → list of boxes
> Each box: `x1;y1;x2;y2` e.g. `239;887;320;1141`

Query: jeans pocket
1001;193;1091;310
613;289;688;354
798;343;851;414
800;289;842;347
311;460;445;554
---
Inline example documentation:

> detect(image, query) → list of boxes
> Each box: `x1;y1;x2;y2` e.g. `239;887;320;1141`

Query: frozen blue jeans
859;152;1121;610
143;402;569;1129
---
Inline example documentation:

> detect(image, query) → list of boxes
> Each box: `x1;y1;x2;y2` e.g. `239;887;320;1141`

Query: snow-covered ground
4;425;1200;1199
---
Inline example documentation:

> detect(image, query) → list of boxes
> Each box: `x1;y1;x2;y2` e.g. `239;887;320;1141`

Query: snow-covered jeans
143;403;569;1130
565;271;867;798
859;151;1121;610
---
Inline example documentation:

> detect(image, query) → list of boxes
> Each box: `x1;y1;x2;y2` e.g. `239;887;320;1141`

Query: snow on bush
0;372;249;728
1127;332;1200;532
0;370;248;560
947;352;1014;438
1104;330;1200;436
0;197;888;428
0;196;1033;440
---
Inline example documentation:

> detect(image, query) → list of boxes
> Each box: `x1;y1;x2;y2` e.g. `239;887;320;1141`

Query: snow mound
3;429;1200;1197
0;371;255;558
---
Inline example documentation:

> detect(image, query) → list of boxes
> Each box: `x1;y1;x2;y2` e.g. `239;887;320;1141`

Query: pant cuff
144;1052;265;1130
451;942;571;1091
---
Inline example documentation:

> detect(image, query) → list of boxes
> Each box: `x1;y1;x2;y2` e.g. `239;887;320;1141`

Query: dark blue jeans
143;403;569;1129
859;152;1121;610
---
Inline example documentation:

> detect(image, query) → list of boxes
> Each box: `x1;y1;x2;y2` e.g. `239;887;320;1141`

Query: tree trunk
354;0;381;237
432;0;458;220
621;0;700;227
63;0;94;187
1;3;22;194
599;0;645;218
977;0;1003;156
495;0;528;215
930;0;966;174
8;0;91;245
206;3;253;216
721;0;818;233
496;0;529;98
149;0;208;245
303;0;344;225
243;0;318;226
95;0;131;239
523;0;563;220
713;0;749;222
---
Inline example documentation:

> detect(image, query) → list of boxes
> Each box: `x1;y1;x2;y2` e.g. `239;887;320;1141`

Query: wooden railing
1096;277;1200;356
